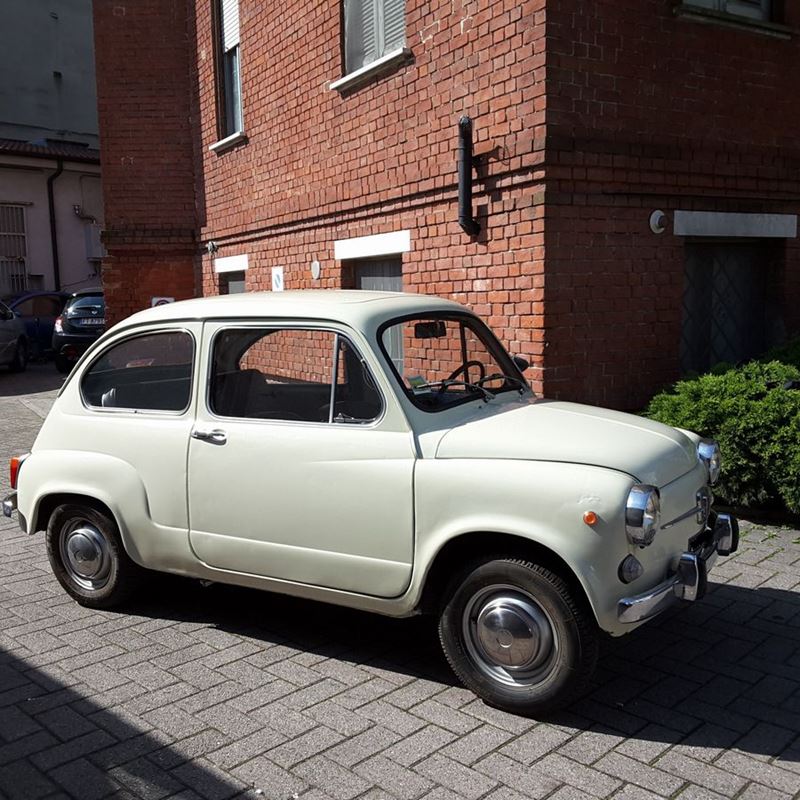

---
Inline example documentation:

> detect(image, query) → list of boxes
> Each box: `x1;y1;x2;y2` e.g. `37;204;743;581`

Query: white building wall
0;156;103;293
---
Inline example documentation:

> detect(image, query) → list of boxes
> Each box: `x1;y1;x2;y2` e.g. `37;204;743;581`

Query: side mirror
512;355;529;372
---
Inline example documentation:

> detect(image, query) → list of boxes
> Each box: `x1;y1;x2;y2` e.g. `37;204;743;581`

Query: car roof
117;290;470;332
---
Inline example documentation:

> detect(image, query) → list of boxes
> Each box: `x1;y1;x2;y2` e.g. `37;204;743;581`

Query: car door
0;302;16;364
187;321;416;598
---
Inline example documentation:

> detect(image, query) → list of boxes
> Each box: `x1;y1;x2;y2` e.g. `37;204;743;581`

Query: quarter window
210;328;382;423
344;0;406;74
81;331;194;412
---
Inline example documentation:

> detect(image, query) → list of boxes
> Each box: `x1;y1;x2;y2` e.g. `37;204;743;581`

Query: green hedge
645;357;800;514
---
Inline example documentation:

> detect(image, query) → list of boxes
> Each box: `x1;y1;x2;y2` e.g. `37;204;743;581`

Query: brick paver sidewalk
1;365;799;800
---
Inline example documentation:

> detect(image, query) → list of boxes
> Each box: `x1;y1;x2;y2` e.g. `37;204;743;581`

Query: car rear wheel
46;504;144;608
438;558;598;716
9;338;27;372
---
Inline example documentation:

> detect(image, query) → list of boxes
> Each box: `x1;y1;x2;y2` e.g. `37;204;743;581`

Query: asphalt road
1;363;799;800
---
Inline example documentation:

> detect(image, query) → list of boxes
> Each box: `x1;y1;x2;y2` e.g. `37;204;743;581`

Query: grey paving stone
595;751;685;796
295;754;374;800
418;752;501;800
326;726;402;769
206;729;287;771
713;751;800;795
499;723;573;765
266;725;344;769
439;723;513;766
171;756;247;800
656;751;747;796
49;756;119;800
384;725;458;768
533;753;622;798
231;756;307;798
409;699;482;736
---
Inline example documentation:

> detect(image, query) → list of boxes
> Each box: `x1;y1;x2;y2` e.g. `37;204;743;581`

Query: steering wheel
445;360;486;384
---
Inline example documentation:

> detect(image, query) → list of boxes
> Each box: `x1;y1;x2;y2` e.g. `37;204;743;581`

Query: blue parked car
1;291;69;359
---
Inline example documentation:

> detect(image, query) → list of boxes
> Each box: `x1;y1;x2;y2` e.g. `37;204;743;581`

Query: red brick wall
541;0;800;408
193;0;549;392
93;0;800;409
93;0;199;321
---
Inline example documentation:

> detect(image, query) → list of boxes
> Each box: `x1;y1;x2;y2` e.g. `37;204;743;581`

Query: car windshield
379;313;529;411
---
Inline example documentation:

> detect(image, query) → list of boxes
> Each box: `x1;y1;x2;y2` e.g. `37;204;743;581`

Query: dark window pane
82;331;194;411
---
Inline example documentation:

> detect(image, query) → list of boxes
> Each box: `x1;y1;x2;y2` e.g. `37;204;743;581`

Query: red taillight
10;455;27;489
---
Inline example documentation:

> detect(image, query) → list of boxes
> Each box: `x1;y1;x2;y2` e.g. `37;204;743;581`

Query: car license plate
80;318;105;326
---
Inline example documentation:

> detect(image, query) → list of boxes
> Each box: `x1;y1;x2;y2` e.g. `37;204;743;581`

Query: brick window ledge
209;130;248;154
329;47;412;94
674;4;793;39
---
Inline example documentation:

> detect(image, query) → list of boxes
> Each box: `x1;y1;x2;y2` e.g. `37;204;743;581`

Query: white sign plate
271;267;284;292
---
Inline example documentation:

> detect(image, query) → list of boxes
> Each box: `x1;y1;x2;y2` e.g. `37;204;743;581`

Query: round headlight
697;439;721;485
625;484;661;547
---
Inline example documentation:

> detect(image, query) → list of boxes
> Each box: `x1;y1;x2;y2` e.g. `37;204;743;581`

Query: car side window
209;328;383;423
14;299;34;316
81;331;194;412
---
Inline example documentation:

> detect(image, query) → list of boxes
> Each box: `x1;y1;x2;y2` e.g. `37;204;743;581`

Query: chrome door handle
191;428;227;445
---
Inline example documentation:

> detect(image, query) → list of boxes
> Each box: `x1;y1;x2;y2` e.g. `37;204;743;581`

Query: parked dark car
1;291;69;359
52;289;106;374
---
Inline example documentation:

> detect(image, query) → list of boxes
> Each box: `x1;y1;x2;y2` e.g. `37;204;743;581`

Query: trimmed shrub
645;360;800;513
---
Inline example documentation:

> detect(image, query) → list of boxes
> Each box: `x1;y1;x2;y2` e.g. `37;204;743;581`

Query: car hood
435;399;698;486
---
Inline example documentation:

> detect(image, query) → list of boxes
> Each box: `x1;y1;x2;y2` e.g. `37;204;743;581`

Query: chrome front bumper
618;512;738;624
2;491;16;518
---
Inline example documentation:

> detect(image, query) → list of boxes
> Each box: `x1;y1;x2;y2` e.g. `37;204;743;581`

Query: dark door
680;242;779;374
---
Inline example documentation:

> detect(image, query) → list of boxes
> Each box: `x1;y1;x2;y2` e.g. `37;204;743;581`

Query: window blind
344;0;405;73
220;0;240;52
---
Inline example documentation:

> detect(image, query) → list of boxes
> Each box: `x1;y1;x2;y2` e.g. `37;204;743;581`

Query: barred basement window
344;0;405;74
684;0;771;21
216;0;243;137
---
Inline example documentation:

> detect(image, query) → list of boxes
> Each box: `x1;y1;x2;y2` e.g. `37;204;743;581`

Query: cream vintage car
4;291;738;714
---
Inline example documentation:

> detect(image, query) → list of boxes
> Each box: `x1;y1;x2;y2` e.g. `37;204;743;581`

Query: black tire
9;338;28;372
54;352;71;374
46;503;144;608
438;558;598;716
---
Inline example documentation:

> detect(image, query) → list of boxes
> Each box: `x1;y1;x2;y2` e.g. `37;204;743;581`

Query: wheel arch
417;531;595;620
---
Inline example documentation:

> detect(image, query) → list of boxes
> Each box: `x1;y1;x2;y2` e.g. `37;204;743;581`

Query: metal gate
0;205;27;296
680;242;774;374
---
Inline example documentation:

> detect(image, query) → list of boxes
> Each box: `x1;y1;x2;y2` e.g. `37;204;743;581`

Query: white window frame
336;0;407;89
214;0;243;147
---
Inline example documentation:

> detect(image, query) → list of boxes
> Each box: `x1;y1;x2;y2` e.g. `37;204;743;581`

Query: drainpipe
457;116;480;237
46;158;64;289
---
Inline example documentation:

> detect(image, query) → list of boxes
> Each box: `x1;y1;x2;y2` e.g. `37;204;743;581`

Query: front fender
412;459;635;633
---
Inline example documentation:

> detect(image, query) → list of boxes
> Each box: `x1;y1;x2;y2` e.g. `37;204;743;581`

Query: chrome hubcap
464;585;558;687
60;520;111;591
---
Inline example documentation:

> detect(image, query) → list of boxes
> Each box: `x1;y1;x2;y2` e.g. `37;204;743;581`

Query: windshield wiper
415;379;495;401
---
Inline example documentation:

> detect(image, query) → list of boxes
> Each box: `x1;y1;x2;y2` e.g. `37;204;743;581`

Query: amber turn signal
583;510;598;526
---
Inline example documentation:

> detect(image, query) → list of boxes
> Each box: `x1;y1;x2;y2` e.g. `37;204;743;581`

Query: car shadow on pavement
124;576;800;762
0;646;248;799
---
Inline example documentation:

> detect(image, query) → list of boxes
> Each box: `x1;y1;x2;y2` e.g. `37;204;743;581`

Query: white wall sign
271;266;284;292
151;297;175;307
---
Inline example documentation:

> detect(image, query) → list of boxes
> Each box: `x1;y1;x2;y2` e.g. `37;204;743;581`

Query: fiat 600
4;291;738;714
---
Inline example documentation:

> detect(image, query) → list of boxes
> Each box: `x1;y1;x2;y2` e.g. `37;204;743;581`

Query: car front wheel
438;558;598;716
46;504;143;608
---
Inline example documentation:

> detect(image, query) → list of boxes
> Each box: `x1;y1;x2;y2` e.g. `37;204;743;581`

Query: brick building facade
93;0;800;409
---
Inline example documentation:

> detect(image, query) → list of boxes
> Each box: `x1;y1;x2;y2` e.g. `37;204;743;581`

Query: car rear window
68;295;104;311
